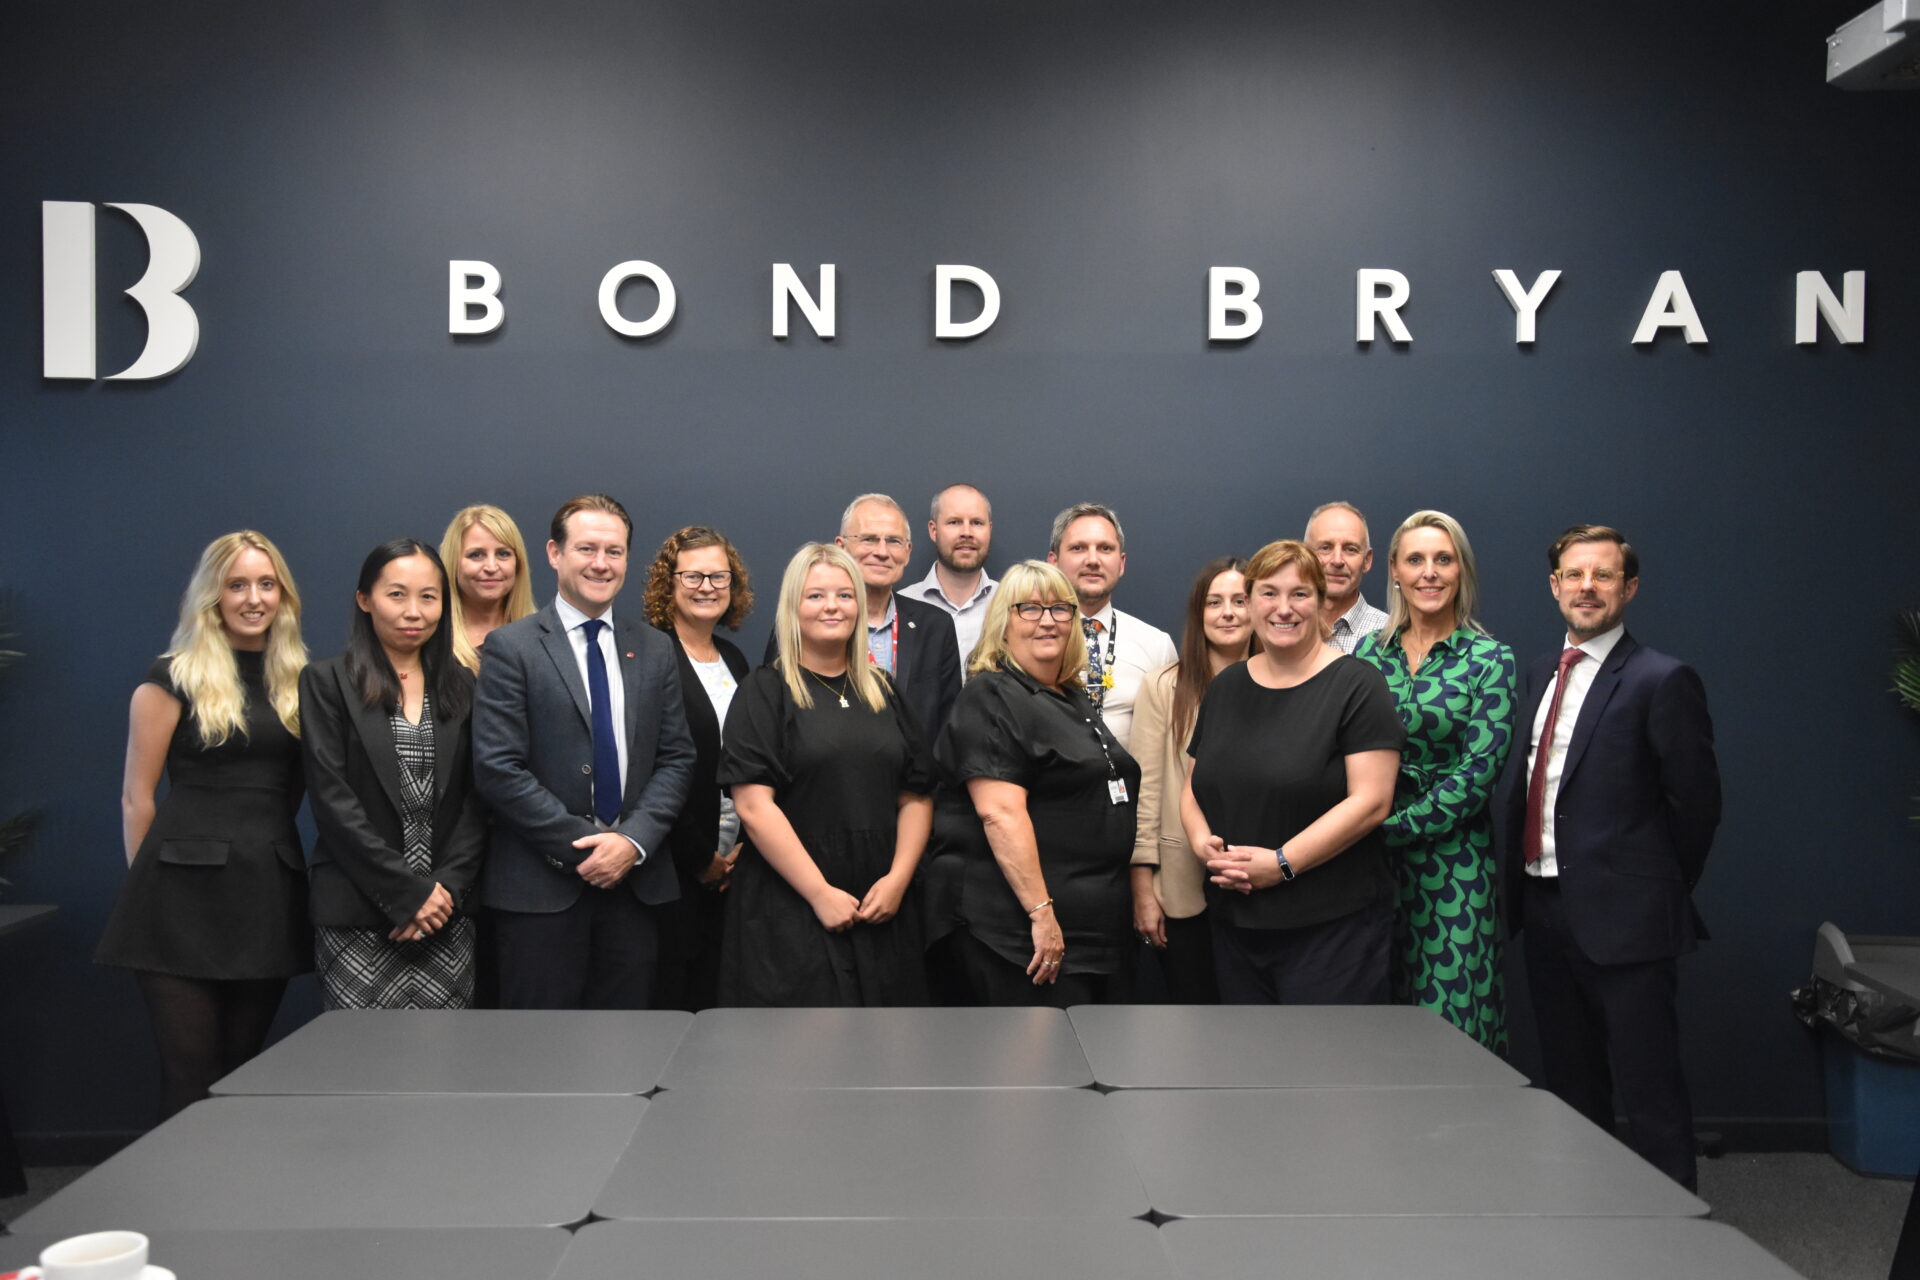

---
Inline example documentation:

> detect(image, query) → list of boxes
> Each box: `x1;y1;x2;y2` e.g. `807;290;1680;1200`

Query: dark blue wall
5;0;1917;1146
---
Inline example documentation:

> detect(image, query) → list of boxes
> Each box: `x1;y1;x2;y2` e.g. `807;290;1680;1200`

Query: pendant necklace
806;668;851;708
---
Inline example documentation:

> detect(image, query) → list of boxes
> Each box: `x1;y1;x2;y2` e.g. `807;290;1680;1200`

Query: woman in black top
99;531;310;1118
300;538;485;1009
933;560;1141;1007
1181;539;1402;1005
642;525;754;1010
718;543;932;1006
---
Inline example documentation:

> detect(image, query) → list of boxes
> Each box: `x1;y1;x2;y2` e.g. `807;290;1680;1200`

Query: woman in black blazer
642;525;754;1010
299;538;485;1009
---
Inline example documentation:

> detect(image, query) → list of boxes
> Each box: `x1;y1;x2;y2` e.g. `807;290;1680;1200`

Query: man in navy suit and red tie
1501;524;1721;1191
473;494;695;1009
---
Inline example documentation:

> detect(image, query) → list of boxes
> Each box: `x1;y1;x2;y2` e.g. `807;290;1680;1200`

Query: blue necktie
581;618;621;825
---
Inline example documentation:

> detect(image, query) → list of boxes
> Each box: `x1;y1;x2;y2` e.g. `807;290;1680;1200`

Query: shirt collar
1081;601;1117;631
867;592;898;634
1567;623;1625;665
1331;594;1374;632
907;564;996;610
554;594;613;634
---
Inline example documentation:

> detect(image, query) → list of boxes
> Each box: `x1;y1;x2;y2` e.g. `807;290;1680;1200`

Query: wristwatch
1274;847;1296;881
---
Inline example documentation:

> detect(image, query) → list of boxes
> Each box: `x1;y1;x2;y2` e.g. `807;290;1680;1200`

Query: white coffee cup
12;1230;149;1280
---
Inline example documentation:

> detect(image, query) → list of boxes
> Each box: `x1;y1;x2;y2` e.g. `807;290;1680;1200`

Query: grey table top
13;1094;647;1234
555;1218;1173;1280
1067;1004;1527;1090
210;1009;692;1096
1107;1087;1707;1218
0;904;56;938
595;1087;1150;1221
0;1228;570;1280
1158;1218;1803;1279
659;1006;1093;1090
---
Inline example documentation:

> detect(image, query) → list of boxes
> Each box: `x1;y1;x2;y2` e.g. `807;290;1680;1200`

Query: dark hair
1171;556;1257;747
1548;524;1639;579
344;538;471;720
643;526;755;631
550;494;632;548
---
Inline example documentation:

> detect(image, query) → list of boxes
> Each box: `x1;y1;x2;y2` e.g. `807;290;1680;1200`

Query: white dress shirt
1078;602;1178;751
905;564;998;669
1524;623;1625;877
553;594;629;795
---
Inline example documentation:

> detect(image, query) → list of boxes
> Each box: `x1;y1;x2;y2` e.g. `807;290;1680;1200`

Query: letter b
43;201;202;380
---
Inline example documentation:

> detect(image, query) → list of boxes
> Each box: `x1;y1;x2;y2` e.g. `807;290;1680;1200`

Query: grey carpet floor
3;1155;1912;1278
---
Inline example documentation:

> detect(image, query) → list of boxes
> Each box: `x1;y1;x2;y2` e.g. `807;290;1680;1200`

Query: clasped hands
807;871;910;933
390;881;454;943
1200;834;1285;894
573;830;639;890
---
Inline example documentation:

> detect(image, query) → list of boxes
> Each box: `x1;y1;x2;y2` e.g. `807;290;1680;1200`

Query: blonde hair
1245;539;1333;642
439;505;537;673
773;544;888;713
967;560;1088;688
1381;509;1489;638
163;531;306;744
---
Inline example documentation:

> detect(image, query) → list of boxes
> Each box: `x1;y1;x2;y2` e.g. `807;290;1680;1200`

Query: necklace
805;667;851;708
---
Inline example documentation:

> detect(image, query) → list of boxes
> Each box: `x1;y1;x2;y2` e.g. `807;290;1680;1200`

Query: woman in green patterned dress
1354;511;1516;1050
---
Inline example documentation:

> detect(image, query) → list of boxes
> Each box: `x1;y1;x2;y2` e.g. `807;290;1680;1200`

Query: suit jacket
1128;662;1209;919
664;631;752;889
299;654;487;930
472;602;697;913
763;592;961;740
1498;631;1721;966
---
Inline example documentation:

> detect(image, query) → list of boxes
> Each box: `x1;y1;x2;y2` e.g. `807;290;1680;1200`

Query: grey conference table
1067;1004;1527;1089
1108;1087;1708;1218
0;1228;570;1280
659;1005;1092;1090
1158;1218;1804;1280
595;1087;1150;1220
211;1009;692;1096
554;1218;1174;1280
14;1095;646;1234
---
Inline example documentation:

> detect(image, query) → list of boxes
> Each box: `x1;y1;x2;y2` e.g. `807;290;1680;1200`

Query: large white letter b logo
43;201;201;380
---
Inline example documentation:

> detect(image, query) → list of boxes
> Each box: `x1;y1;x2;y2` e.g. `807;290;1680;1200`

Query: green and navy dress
1354;626;1516;1051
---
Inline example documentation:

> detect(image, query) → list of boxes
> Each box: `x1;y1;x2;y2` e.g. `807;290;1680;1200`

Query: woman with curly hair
642;525;754;1009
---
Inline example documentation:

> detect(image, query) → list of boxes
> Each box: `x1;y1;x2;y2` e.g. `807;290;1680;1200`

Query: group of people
96;487;1720;1190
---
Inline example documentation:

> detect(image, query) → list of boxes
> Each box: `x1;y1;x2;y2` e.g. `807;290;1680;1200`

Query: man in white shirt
1499;524;1720;1191
1046;502;1177;750
904;483;997;667
1305;501;1388;654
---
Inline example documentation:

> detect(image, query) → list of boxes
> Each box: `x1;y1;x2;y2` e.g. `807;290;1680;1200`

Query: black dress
932;667;1141;980
717;665;933;1007
96;651;311;979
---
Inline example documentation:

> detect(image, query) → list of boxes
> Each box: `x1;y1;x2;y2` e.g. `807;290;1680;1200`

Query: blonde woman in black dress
99;531;310;1118
718;543;932;1006
301;539;485;1009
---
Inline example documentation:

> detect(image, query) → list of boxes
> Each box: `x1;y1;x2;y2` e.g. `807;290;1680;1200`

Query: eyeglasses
1011;602;1078;622
848;535;909;552
675;571;733;589
1553;568;1624;587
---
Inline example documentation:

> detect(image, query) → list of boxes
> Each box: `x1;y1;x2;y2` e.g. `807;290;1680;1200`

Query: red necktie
1523;648;1587;867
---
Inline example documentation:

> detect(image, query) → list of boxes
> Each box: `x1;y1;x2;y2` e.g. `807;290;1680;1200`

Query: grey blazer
472;602;697;913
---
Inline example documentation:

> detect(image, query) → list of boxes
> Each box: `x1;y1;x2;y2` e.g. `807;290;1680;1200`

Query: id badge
1108;778;1130;805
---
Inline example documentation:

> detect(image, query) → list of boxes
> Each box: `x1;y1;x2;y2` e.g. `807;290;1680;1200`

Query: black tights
134;971;286;1120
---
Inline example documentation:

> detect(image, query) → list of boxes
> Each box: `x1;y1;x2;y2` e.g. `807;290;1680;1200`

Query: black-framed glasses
1011;602;1077;623
676;571;733;589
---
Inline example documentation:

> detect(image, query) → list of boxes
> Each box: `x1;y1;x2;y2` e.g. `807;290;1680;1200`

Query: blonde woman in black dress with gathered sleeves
98;531;311;1119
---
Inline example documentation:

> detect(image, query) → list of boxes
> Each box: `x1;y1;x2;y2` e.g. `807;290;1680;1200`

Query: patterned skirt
315;917;476;1010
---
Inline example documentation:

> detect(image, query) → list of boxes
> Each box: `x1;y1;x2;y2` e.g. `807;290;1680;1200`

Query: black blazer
763;592;961;740
299;654;487;930
1497;631;1721;966
663;630;751;888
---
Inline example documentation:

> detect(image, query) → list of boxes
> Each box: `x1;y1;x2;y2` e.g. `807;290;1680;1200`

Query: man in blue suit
473;494;696;1009
1501;524;1720;1191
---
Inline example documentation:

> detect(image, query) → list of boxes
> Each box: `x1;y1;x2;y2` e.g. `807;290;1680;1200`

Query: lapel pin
625;651;635;659
907;620;917;629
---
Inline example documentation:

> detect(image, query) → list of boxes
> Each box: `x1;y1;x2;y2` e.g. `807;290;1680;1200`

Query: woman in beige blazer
1130;556;1256;1003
